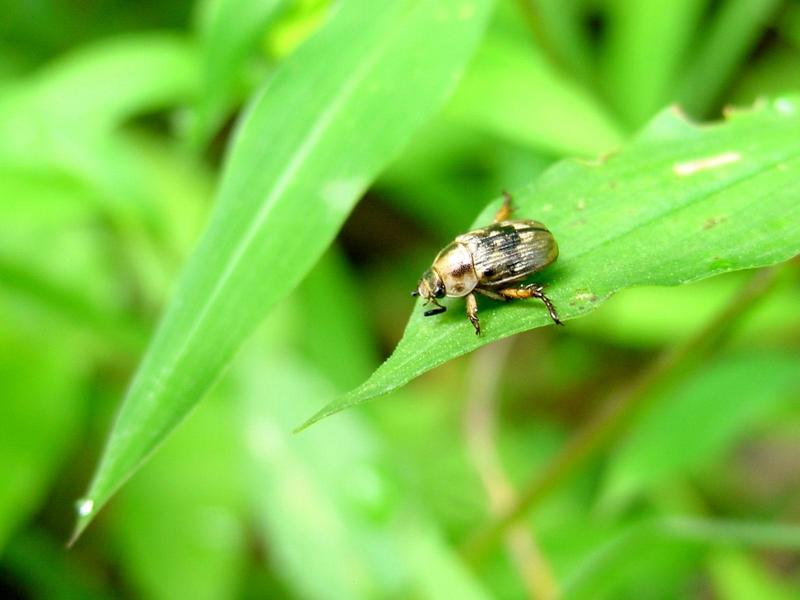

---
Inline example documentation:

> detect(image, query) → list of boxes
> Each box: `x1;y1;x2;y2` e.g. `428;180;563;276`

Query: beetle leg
465;293;481;335
423;298;447;317
493;191;514;223
497;284;563;326
475;287;508;302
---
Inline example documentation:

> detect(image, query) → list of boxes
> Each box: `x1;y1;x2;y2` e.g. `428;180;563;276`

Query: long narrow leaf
71;0;493;540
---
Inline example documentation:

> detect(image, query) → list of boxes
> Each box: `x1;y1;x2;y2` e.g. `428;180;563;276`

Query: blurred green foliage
1;1;800;599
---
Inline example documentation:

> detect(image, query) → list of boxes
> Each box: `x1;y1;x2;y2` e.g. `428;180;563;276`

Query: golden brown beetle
413;192;562;335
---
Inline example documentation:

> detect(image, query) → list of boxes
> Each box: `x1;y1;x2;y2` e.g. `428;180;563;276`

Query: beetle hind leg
493;191;514;223
466;293;481;335
497;284;563;326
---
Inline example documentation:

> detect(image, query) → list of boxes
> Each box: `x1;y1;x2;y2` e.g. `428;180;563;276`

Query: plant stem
463;337;559;600
460;264;789;564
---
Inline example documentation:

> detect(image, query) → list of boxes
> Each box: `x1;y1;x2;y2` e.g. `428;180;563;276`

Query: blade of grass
70;0;494;542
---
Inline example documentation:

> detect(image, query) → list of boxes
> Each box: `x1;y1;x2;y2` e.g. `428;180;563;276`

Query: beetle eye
411;290;419;297
434;283;446;298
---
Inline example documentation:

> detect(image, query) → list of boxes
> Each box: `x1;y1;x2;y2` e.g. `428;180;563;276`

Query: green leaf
2;530;113;600
447;30;624;156
112;393;246;600
240;352;398;599
571;272;800;348
0;33;197;149
0;129;213;352
600;353;800;511
191;0;286;147
601;0;706;127
303;96;800;429
709;549;799;600
0;33;201;246
0;336;82;550
523;0;594;83
564;517;800;598
293;246;378;391
71;0;493;540
239;327;490;599
676;0;782;117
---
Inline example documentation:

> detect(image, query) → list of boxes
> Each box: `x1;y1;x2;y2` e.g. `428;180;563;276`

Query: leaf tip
66;497;96;548
294;396;355;433
293;407;330;434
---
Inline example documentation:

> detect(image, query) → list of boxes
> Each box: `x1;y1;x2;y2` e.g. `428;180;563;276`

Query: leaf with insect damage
302;97;800;429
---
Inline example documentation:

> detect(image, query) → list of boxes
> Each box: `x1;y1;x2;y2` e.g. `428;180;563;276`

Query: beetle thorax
433;242;478;297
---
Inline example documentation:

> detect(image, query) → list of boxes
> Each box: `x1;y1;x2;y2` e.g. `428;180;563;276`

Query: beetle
412;192;562;335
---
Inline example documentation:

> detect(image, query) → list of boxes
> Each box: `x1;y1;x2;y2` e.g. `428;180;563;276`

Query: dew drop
76;498;94;517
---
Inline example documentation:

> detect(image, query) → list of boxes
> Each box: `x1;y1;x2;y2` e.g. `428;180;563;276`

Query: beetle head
412;268;447;316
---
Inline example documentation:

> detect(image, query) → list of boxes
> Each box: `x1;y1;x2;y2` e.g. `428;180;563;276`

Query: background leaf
191;0;286;147
569;272;800;348
564;517;800;598
0;334;83;550
708;549;798;600
599;352;800;511
676;0;783;116
447;27;624;156
111;392;246;600
0;33;197;152
600;0;706;128
72;0;493;539
304;96;800;428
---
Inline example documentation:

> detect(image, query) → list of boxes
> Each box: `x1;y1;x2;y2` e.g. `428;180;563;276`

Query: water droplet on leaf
76;498;94;517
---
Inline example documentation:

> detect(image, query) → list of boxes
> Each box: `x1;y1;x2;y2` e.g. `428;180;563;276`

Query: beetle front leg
465;293;481;335
497;284;563;326
493;191;514;223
